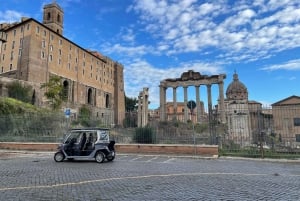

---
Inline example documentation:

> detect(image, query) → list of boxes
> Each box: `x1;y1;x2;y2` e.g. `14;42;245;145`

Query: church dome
226;72;248;100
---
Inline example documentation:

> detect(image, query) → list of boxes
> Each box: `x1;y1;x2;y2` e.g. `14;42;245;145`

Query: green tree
78;105;91;126
125;95;138;112
40;75;64;110
7;81;32;104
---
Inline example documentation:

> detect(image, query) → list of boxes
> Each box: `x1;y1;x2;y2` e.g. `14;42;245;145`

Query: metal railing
0;107;300;159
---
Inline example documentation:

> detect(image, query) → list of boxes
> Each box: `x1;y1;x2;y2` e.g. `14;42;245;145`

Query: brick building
272;95;300;147
0;2;125;126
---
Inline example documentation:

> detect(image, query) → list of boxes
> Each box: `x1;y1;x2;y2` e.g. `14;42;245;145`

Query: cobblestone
0;151;299;200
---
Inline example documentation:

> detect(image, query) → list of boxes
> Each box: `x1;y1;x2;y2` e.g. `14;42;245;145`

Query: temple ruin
159;70;226;123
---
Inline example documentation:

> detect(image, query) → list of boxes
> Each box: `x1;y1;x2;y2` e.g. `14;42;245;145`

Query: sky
1;0;300;109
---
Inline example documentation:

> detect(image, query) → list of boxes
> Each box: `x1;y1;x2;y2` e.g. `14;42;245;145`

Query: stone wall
0;142;219;157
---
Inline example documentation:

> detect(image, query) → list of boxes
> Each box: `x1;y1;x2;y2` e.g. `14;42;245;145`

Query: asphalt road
0;151;300;201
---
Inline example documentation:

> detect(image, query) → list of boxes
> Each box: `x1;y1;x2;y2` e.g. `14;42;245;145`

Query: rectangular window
294;118;300;126
50;45;53;51
10;51;14;60
18;49;22;56
296;134;300;142
27;24;30;30
49;55;53;61
42;40;45;48
41;51;45;59
59;39;62;45
9;64;12;70
59;49;62;55
12;41;15;49
36;26;40;33
43;30;46;36
13;30;16;36
1;66;3;73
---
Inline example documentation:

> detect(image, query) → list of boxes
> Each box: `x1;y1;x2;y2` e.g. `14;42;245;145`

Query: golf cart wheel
95;151;105;163
106;151;115;161
54;152;65;162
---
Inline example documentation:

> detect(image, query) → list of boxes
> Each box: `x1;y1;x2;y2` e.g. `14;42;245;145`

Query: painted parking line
117;155;177;163
130;156;144;161
163;158;176;163
1;172;299;192
145;156;158;162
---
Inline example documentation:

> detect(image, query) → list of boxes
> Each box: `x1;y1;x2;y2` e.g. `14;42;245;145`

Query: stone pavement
0;150;299;201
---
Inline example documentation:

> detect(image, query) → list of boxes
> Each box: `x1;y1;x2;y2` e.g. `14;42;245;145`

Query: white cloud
101;43;150;57
260;59;300;71
128;0;300;62
0;10;24;23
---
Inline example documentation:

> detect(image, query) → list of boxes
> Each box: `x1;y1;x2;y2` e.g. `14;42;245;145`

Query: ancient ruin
159;70;226;123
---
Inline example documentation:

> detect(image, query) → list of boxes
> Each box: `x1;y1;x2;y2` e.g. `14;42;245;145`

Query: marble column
207;84;212;121
142;87;149;126
137;93;142;127
218;81;226;123
173;87;177;120
159;84;166;121
207;84;214;144
183;86;188;122
195;85;201;123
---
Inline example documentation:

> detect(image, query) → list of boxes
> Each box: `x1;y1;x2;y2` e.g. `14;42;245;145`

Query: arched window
105;94;110;108
63;80;69;100
87;88;93;104
47;12;51;20
57;14;61;23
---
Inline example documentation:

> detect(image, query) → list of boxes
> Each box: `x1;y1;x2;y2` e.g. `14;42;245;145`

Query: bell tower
43;1;64;35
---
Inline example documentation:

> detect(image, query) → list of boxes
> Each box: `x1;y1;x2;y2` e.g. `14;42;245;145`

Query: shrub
7;81;32;104
134;127;156;144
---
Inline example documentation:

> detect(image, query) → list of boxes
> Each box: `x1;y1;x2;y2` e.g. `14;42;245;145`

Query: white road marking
0;172;299;192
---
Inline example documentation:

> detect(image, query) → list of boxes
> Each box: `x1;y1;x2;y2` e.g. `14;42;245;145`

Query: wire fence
0;106;300;158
